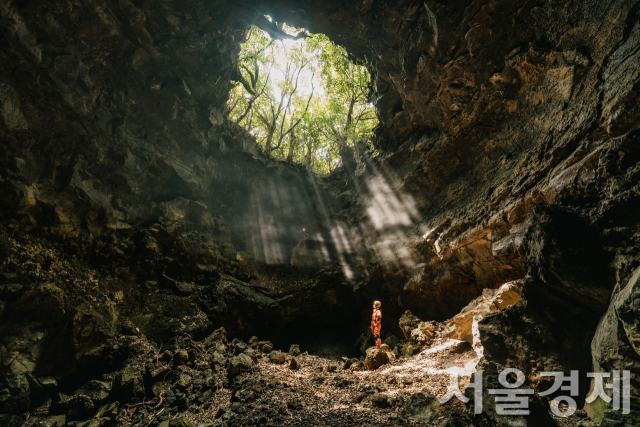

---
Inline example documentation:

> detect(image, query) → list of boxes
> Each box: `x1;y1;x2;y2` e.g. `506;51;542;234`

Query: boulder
364;344;395;370
234;341;248;353
410;321;436;346
400;393;443;423
366;393;390;408
399;311;422;341
268;351;285;364
443;281;522;344
203;327;227;348
587;266;640;424
288;344;300;356
287;357;300;370
228;353;254;377
261;343;273;354
248;336;258;348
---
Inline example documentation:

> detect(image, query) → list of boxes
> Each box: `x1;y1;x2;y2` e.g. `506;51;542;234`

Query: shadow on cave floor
271;323;361;360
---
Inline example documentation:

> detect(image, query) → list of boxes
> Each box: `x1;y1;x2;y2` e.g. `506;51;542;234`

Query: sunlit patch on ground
187;338;478;425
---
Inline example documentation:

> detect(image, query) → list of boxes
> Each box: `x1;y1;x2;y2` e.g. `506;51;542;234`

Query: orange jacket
371;308;381;336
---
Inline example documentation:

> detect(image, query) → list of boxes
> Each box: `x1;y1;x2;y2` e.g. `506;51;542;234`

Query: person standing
371;300;382;348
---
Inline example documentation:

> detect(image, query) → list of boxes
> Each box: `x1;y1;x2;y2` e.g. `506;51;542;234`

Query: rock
399;311;422;341
173;349;190;366
443;281;522;344
110;366;143;403
174;373;191;390
203;327;227;348
587;266;640;424
401;343;418;358
11;284;66;322
290;248;326;267
161;274;194;296
467;362;559;426
400;393;443;423
228;353;254;377
288;344;300;356
341;357;356;369
248;336;258;348
449;340;472;353
94;402;119;420
210;351;226;368
366;393;390;408
384;335;400;349
353;392;367;403
160;417;194;427
151;382;170;397
287;357;300;370
261;343;273;354
150;366;171;382
410;321;436;346
75;380;110;402
330;376;351;388
268;351;285;364
356;382;379;392
244;349;259;362
21;415;66;427
349;360;365;372
64;394;95;419
365;344;395;370
234;341;248;353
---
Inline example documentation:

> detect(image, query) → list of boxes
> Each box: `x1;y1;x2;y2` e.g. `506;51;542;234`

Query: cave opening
227;18;378;175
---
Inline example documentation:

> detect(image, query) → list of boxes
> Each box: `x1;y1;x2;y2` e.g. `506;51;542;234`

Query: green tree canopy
227;23;378;174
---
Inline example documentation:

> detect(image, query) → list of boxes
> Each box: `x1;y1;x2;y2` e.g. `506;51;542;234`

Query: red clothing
371;308;381;348
371;308;381;336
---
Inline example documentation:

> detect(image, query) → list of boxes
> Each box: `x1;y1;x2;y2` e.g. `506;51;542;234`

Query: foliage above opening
227;22;378;174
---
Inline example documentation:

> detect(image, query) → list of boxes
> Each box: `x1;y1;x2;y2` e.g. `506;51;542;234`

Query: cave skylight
227;20;378;174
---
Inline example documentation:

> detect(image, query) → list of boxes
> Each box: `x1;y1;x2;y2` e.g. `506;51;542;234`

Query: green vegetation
227;23;378;174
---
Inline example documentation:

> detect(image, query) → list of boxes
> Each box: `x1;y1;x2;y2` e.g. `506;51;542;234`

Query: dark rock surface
1;0;640;425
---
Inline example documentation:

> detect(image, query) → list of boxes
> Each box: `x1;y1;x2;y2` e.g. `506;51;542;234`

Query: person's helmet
373;300;381;308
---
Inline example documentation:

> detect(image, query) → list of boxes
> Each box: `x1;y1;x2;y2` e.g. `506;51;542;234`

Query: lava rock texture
1;0;640;425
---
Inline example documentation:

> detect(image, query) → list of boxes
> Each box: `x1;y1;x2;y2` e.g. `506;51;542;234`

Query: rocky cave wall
1;0;640;423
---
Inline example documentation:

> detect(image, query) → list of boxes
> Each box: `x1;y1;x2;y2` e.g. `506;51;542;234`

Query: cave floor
174;340;477;426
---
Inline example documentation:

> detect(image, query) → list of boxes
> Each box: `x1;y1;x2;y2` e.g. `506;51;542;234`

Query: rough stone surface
586;265;640;423
228;354;254;377
364;344;396;371
268;351;285;365
443;280;522;344
0;0;639;426
288;344;300;357
290;248;326;267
